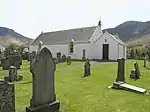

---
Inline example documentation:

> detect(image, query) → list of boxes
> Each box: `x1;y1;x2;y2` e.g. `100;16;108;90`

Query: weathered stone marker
84;59;91;77
66;56;71;65
26;47;60;112
4;66;23;82
0;80;15;112
134;61;140;79
61;54;66;62
144;57;147;68
56;52;61;63
116;58;125;82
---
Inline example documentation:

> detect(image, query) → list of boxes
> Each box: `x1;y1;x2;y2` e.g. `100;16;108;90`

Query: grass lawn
0;60;150;112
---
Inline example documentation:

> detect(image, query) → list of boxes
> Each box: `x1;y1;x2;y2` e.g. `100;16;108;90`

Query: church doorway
102;44;109;60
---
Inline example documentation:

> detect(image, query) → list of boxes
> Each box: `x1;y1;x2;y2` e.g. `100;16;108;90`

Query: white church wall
93;32;118;60
118;44;124;59
29;45;38;53
40;43;90;59
89;26;103;43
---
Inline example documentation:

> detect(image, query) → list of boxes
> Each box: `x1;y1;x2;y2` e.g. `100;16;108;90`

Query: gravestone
134;61;140;79
144;57;147;68
84;59;91;77
0;80;15;112
26;47;60;112
29;51;37;65
56;52;61;63
111;59;146;94
1;56;12;70
130;69;136;79
55;57;59;64
4;66;23;82
116;58;125;82
66;56;71;65
61;54;66;62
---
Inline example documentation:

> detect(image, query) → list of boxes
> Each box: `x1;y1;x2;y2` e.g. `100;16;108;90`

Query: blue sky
0;0;150;39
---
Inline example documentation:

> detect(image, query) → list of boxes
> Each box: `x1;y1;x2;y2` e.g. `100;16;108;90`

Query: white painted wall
35;43;91;59
89;26;103;43
118;44;123;59
93;32;118;60
29;45;38;53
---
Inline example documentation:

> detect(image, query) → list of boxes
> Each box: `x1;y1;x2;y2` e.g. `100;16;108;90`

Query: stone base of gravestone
4;75;23;82
112;81;124;89
26;100;60;112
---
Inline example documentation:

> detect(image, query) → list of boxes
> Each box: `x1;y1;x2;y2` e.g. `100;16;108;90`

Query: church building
29;21;127;61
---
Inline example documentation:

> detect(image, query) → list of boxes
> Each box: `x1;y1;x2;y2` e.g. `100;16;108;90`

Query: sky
0;0;150;39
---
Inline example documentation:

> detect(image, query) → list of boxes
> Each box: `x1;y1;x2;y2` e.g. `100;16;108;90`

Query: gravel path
56;61;116;71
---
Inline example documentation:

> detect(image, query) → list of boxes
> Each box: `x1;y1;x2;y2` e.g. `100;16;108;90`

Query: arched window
69;41;74;53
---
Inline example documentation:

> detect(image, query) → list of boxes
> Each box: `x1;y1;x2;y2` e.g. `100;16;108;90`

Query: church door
82;49;86;60
102;44;109;60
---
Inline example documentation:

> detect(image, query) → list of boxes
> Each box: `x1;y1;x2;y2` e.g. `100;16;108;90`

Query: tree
5;43;23;56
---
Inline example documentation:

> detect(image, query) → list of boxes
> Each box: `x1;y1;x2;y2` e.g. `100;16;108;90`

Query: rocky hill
103;21;150;46
0;27;33;46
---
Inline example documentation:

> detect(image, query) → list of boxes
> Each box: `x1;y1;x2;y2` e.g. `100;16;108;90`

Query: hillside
0;27;33;46
103;21;150;46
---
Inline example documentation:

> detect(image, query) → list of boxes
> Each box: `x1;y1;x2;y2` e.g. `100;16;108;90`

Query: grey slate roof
31;26;97;45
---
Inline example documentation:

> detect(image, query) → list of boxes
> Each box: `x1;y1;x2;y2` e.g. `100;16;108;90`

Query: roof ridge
43;25;97;34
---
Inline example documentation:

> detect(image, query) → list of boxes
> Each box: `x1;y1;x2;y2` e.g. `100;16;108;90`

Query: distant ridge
103;20;150;46
0;27;33;46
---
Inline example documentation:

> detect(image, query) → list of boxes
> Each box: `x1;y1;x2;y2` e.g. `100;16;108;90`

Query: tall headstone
84;59;91;77
26;47;60;112
116;58;125;82
144;57;147;68
134;62;141;79
0;80;15;112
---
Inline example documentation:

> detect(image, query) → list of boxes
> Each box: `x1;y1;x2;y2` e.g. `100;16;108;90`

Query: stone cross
84;59;91;77
0;81;15;112
26;47;60;112
116;58;125;82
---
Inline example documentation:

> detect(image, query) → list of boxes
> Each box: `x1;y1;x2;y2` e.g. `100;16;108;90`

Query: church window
69;41;74;53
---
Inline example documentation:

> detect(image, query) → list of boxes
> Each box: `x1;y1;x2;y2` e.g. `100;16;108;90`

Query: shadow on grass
20;81;32;84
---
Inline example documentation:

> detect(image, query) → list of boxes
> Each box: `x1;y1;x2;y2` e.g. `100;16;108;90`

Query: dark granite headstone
84;59;91;77
116;58;125;82
134;62;140;79
0;80;15;112
144;57;147;68
26;47;60;112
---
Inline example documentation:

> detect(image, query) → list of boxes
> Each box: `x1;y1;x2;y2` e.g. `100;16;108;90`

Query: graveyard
0;59;150;112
